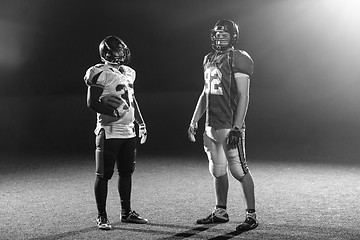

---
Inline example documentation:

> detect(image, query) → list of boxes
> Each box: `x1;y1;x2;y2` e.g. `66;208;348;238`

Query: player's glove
113;109;121;118
188;122;198;142
101;94;129;119
139;124;147;144
226;126;242;149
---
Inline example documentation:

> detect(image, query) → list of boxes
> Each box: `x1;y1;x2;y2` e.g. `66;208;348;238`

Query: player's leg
230;160;257;231
94;129;116;230
116;138;135;217
197;128;229;224
224;130;258;231
214;174;229;207
240;173;255;210
116;137;147;224
236;174;258;231
226;154;255;210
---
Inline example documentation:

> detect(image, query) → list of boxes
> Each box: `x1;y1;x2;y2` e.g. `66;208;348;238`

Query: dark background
1;0;360;162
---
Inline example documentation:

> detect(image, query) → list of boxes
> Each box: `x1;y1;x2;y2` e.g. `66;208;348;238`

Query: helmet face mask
99;36;131;65
213;31;231;49
211;19;239;51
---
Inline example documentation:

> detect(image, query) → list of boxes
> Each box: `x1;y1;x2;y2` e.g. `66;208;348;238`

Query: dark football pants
94;129;136;216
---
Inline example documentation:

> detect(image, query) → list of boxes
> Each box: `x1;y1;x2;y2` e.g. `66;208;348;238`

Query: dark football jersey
203;48;254;129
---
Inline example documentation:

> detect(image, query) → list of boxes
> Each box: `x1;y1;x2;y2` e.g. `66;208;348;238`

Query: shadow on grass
28;222;221;240
114;222;245;240
29;226;98;240
157;224;217;240
206;230;244;240
27;221;360;240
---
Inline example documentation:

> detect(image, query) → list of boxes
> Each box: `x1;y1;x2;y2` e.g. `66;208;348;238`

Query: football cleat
236;211;258;231
96;215;112;230
196;208;229;224
121;211;148;224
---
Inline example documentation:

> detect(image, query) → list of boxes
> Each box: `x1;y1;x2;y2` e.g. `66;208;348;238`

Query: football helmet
211;19;239;51
99;36;131;64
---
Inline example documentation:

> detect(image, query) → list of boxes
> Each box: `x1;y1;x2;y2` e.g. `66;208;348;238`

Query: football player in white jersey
84;35;148;230
188;20;258;232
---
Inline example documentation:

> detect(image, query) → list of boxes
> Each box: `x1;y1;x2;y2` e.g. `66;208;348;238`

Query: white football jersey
84;63;136;139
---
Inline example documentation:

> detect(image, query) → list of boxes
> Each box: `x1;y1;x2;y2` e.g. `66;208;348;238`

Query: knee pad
103;170;114;180
118;162;135;177
209;162;227;178
95;149;115;180
229;162;249;181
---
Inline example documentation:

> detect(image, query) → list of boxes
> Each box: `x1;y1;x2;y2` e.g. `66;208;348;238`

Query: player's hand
101;94;129;119
113;109;121;118
139;124;147;144
226;126;242;149
101;95;126;109
188;122;197;142
112;109;125;119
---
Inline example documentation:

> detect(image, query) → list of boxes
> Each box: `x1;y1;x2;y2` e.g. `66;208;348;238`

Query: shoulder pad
120;65;136;83
232;50;254;76
121;65;135;74
84;64;106;87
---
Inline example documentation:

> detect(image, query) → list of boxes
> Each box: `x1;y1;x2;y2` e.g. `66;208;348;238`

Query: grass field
1;154;359;240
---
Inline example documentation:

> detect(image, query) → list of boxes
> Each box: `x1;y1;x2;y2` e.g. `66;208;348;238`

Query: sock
216;205;227;210
246;209;256;213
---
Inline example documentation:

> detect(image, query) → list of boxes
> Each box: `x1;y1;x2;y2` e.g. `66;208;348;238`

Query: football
101;94;129;114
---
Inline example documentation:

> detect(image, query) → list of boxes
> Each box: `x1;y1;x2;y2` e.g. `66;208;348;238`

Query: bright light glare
323;0;360;14
323;0;360;26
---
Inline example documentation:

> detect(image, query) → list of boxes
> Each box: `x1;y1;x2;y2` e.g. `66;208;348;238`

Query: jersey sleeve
232;50;254;77
83;64;108;88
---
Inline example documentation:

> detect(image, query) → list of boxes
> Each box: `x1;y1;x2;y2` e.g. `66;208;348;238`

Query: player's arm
188;88;206;142
191;54;210;126
233;73;250;128
133;96;147;144
134;96;145;126
226;50;253;148
226;73;250;149
86;85;120;118
190;88;206;125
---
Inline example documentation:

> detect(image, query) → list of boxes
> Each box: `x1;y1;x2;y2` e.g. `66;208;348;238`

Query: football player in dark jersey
84;36;148;230
188;19;258;231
